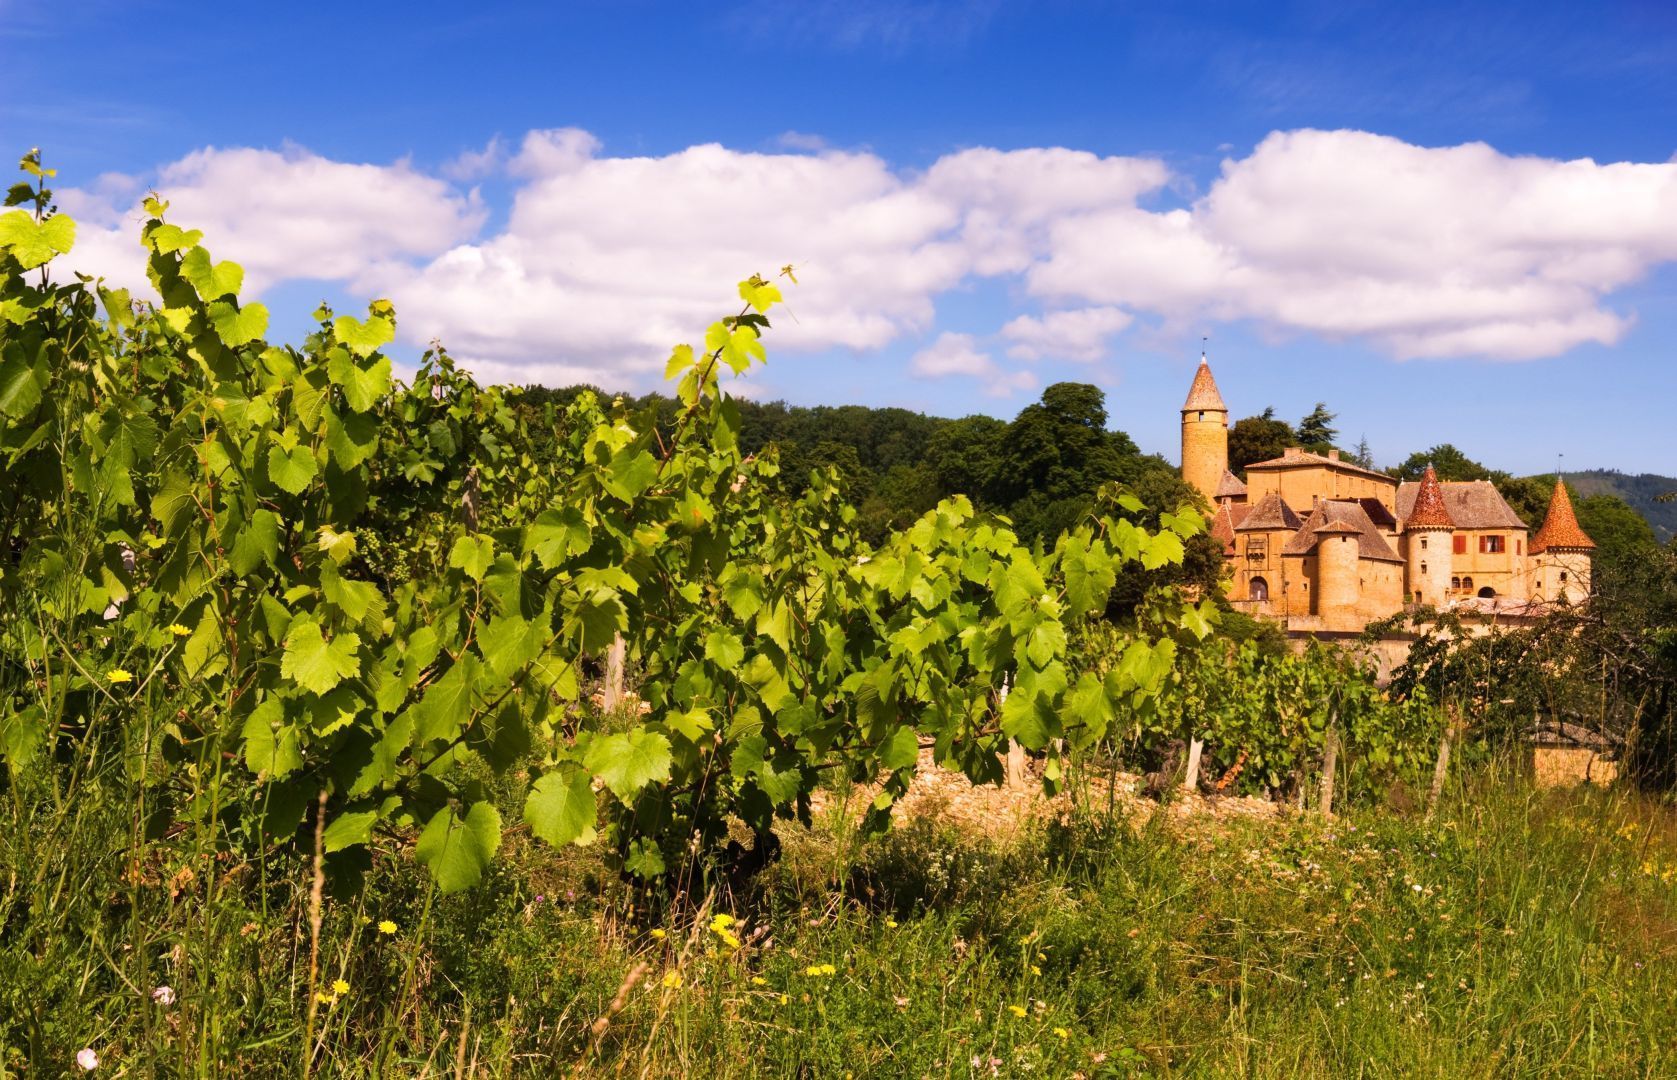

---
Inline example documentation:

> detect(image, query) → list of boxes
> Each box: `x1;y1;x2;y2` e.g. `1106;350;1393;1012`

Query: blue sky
5;0;1676;474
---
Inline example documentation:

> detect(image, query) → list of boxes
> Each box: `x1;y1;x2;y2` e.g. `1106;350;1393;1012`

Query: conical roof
1214;470;1247;499
1182;357;1227;412
1405;465;1455;529
1531;480;1595;553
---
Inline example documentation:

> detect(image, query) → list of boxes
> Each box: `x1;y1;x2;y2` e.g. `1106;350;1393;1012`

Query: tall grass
3;738;1674;1076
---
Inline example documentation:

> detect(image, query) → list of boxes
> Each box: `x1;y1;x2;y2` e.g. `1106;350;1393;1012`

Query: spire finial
1201;334;1208;365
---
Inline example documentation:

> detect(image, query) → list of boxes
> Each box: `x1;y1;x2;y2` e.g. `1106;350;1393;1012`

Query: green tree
1228;408;1295;477
1296;402;1339;455
1393;444;1498;482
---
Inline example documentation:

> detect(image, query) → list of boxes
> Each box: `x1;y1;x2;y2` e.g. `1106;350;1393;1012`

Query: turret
1315;520;1362;619
1180;353;1229;505
1531;479;1594;604
1403;465;1455;607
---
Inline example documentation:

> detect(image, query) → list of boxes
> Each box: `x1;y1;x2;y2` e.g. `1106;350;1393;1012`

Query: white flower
76;1048;99;1070
151;985;176;1006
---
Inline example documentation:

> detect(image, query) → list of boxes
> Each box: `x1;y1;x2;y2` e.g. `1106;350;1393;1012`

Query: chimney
1328;449;1341;461
1284;447;1301;459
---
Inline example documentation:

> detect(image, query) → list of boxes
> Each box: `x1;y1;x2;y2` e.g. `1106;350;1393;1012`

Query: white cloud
442;136;505;181
910;332;1036;397
1001;306;1133;361
48;126;1677;391
60;144;484;296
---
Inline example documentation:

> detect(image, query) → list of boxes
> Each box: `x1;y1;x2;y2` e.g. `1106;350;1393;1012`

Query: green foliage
1228;407;1296;477
1295;401;1339;455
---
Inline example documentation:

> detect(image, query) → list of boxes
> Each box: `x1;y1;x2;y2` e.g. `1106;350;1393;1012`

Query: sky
4;0;1676;475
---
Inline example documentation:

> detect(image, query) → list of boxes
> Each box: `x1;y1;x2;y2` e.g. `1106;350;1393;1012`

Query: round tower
1180;353;1229;505
1315;522;1362;619
1531;479;1595;604
1403;465;1455;607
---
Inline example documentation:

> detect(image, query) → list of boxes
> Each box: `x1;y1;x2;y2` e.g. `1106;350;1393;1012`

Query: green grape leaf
333;313;395;358
415;802;501;894
703;628;745;670
526;507;590;570
880;725;919;771
208;301;269;348
267;444;317;494
229;508;281;575
583;730;672;800
476;614;541;680
280;618;361;695
523;769;598;848
241;699;302;779
328;349;392;412
664;343;694;380
180;246;244;300
0;210;75;269
0;348;44;418
321;809;378;853
738;276;782;314
603;448;657;503
147;223;203;254
448;534;495;582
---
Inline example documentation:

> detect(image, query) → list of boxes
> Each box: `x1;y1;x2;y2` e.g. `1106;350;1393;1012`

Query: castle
1180;355;1595;636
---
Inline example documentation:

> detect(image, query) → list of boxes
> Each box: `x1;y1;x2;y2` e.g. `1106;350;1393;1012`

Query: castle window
1420;537;1428;550
1560;571;1568;582
1421;561;1428;575
1478;586;1496;598
1461;576;1474;592
1198;411;1205;421
1248;576;1269;602
1479;535;1505;554
1453;535;1467;554
1518;539;1523;555
1451;576;1461;590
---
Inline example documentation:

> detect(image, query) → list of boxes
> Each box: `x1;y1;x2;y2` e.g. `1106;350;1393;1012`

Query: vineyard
4;153;1676;1076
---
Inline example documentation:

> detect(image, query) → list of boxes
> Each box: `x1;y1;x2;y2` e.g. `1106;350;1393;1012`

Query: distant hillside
1561;470;1677;542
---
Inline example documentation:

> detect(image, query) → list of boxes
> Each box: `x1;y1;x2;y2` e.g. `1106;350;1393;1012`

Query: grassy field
4;758;1676;1077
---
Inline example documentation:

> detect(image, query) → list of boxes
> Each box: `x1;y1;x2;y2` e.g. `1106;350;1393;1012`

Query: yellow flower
1053;1027;1069;1040
1030;964;1042;976
662;971;683;989
804;963;836;977
750;976;767;986
778;993;789;1005
107;668;134;684
710;913;736;931
715;927;741;949
649;928;667;940
168;624;191;637
331;979;349;996
884;918;898;929
1007;1004;1027;1018
316;992;338;1006
377;920;397;935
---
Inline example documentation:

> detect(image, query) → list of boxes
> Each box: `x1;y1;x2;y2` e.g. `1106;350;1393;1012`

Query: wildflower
750;976;767;986
168;623;191;637
331;978;349;996
316;991;338;1006
76;1048;99;1070
662;971;683;989
778;993;789;1005
151;985;175;1006
803;963;836;977
1030;964;1041;976
377;920;397;935
710;913;736;930
710;915;742;949
649;928;667;940
1053;1027;1069;1040
1007;1004;1027;1018
884;918;898;929
107;669;134;684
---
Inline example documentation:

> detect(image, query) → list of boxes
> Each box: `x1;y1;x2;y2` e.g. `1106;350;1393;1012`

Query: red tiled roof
1395;480;1526;530
1182;358;1227;412
1531;480;1595;553
1234;491;1302;532
1243;449;1397;484
1209;500;1251;555
1404;465;1455;529
1214;470;1248;498
1282;499;1404;563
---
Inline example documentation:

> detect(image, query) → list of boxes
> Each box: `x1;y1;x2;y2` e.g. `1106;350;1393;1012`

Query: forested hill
519;381;1226;602
1559;470;1677;542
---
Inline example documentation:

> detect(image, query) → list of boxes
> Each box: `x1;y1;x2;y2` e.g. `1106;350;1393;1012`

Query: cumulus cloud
49;126;1677;390
1001;307;1133;362
910;332;1036;397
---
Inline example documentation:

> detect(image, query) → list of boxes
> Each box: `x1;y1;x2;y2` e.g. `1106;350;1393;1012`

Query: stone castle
1179;355;1595;636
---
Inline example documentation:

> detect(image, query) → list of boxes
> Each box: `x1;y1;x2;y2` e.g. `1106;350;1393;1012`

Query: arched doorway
1248;576;1269;602
1477;586;1497;598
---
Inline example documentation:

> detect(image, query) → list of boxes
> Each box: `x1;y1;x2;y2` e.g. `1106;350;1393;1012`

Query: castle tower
1314;521;1362;619
1403;465;1456;607
1181;352;1229;505
1531;479;1595;604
